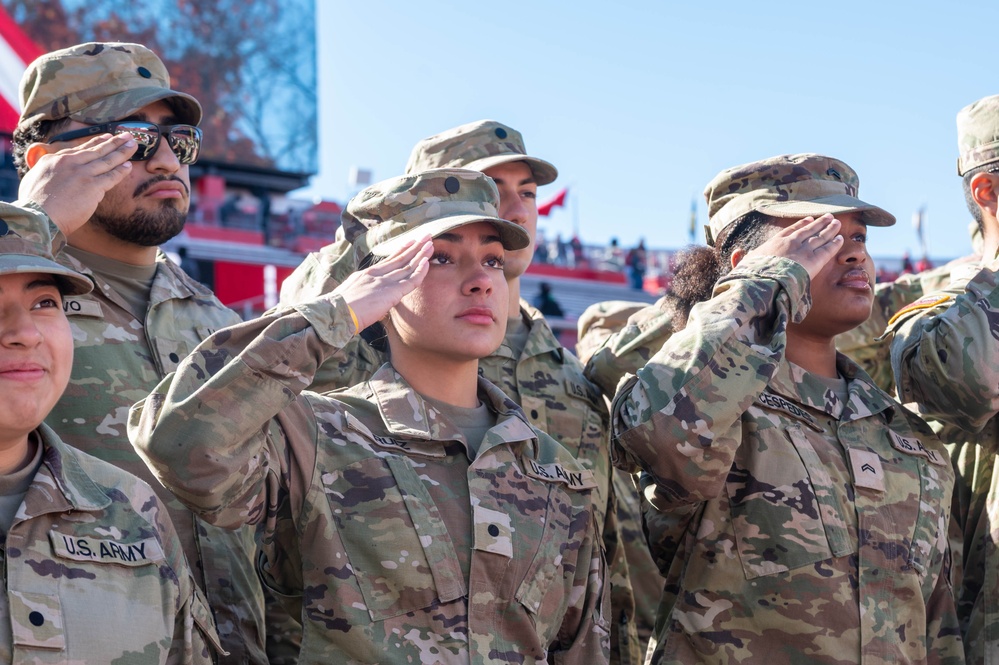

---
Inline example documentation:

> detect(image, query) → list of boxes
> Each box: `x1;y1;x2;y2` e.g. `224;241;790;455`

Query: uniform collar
493;301;564;362
765;353;897;423
20;424;111;520
366;364;538;453
63;249;207;305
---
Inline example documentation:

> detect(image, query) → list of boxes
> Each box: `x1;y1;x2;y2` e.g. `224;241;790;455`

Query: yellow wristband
346;303;360;334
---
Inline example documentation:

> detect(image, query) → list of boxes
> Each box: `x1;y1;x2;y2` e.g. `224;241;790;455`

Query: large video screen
4;0;317;174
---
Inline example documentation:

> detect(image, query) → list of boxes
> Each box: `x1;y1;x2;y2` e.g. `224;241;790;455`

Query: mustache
133;175;190;198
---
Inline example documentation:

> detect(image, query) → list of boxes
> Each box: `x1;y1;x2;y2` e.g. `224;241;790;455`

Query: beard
89;176;189;246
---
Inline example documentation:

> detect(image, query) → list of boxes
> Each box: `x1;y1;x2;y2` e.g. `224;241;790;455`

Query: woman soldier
0;203;219;663
128;169;609;664
608;154;961;664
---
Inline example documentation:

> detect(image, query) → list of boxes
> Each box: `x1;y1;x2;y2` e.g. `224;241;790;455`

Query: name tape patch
755;391;821;430
62;298;103;318
848;448;885;492
50;532;164;567
526;459;596;490
889;430;945;466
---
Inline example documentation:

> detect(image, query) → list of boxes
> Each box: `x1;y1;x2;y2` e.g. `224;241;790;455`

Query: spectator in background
533;281;565;317
605;237;625;271
627;239;647;290
534;228;550;264
571;234;586;268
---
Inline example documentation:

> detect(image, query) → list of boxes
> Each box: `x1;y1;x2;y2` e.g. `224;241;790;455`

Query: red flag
537;188;568;217
0;6;42;133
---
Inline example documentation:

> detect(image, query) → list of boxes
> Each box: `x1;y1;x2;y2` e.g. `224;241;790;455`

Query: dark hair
663;211;779;330
11;117;72;178
962;163;995;234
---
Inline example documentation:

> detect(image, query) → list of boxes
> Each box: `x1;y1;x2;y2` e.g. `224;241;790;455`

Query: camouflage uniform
884;94;999;665
0;424;220;664
278;120;642;663
129;169;610;663
612;255;961;664
1;202;267;664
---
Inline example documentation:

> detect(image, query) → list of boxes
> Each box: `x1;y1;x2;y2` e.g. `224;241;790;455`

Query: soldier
279;119;643;662
10;42;277;663
0;202;219;663
128;169;609;663
888;93;999;664
610;154;961;664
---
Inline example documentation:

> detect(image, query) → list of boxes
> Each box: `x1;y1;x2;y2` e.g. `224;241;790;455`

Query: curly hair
11;117;71;178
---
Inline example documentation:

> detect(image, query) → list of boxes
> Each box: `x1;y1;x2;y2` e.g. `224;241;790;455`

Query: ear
971;171;999;218
24;142;56;170
730;247;748;270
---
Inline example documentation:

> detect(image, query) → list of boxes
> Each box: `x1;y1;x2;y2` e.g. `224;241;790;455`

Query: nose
499;191;528;226
837;236;868;265
0;306;43;349
461;264;494;296
144;133;182;174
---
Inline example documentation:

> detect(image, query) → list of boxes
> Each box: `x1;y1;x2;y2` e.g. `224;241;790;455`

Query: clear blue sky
300;1;994;261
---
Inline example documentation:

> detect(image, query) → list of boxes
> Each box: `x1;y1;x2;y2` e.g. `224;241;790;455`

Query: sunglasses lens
166;126;201;165
113;122;159;161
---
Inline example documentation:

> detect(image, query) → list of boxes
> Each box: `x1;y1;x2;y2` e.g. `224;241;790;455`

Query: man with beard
7;42;275;665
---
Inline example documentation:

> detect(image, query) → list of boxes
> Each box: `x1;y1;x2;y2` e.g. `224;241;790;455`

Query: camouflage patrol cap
405;120;558;186
956;94;999;176
18;42;202;131
0;208;92;295
342;168;531;263
703;153;895;246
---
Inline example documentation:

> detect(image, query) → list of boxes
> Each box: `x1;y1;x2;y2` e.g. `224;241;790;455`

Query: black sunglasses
47;121;202;165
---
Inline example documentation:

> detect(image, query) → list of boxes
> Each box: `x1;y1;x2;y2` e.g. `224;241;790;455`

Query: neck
68;225;158;266
0;432;35;476
785;327;839;378
506;275;521;319
390;353;482;408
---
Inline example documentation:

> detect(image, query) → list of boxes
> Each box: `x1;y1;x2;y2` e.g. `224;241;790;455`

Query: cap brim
0;254;93;295
72;87;203;126
759;194;896;227
464;154;558;186
370;214;531;258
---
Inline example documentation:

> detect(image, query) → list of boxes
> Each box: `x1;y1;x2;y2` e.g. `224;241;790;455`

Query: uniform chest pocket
322;455;466;621
726;423;854;579
543;384;605;466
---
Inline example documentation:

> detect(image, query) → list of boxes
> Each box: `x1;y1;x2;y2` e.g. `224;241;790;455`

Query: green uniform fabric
612;255;961;664
2;201;270;664
128;294;610;664
0;424;219;664
278;253;642;663
889;256;999;665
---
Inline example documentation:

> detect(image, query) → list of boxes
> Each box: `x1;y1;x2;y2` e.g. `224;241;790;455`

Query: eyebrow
490;175;536;187
121;112;182;125
435;231;503;245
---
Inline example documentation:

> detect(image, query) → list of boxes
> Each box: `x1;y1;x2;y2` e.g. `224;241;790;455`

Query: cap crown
957;94;999;175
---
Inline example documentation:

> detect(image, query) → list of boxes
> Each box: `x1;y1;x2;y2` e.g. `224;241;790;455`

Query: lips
0;362;46;382
134;176;189;199
456;307;496;325
837;269;872;290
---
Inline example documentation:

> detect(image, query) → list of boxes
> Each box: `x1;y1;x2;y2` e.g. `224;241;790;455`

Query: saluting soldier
128;169;610;664
609;154;961;664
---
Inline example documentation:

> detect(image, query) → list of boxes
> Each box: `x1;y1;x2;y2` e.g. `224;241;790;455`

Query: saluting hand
19;133;137;237
744;214;843;281
333;236;433;331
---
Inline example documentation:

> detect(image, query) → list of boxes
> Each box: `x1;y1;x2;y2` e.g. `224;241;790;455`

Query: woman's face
0;272;72;445
792;212;876;338
386;221;510;365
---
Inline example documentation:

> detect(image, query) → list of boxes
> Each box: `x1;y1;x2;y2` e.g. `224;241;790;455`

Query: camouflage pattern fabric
612;255;961;664
279;254;642;663
889;256;999;665
957;94;999;175
574;300;649;368
1;202;270;664
128;294;610;663
0;424;219;664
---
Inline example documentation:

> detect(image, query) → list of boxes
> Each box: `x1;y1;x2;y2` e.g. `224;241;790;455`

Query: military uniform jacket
128;294;611;664
613;256;961;665
0;424;219;664
889;256;999;665
3;202;267;664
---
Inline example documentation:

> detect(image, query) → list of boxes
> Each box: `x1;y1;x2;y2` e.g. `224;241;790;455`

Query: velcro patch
755;391;822;431
525;459;596;490
889;430;946;466
49;532;164;567
62;297;103;318
887;295;952;327
473;505;513;558
848;448;885;492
